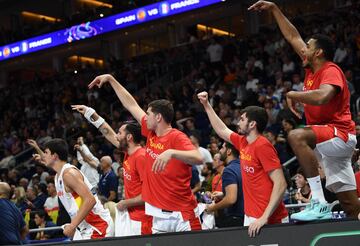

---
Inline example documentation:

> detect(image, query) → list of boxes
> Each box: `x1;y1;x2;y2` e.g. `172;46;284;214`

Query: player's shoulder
63;166;82;180
168;128;189;139
255;135;273;147
322;61;343;73
133;147;147;160
230;132;244;142
137;147;146;155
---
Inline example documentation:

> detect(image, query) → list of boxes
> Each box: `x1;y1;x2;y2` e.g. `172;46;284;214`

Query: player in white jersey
33;138;113;239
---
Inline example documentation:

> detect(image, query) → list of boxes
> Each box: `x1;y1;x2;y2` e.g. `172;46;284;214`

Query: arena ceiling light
197;24;235;37
79;0;113;8
21;11;61;23
68;55;104;66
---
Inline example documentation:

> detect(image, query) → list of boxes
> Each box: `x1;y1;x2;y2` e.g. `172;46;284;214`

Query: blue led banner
0;0;223;61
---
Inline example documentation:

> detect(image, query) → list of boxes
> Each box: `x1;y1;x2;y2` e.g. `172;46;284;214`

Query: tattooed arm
72;105;120;148
98;119;120;148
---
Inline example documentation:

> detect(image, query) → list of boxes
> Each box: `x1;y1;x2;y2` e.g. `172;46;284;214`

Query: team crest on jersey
123;160;130;170
240;150;252;161
306;79;313;88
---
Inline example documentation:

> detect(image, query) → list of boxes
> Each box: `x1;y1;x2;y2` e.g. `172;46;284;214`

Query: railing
285;200;340;210
28;226;67;244
29;226;63;233
282;156;297;168
285;203;308;209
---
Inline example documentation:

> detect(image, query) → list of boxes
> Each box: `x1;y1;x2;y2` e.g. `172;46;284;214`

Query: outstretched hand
88;74;114;89
27;139;39;149
248;0;275;11
71;105;87;115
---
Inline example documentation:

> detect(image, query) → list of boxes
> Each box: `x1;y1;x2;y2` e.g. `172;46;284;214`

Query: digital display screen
0;0;223;61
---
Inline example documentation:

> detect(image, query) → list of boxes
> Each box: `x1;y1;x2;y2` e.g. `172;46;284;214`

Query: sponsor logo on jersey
146;147;159;160
243;165;255;174
123;168;132;181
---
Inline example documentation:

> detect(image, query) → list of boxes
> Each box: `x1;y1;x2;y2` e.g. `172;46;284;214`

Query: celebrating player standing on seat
249;0;360;221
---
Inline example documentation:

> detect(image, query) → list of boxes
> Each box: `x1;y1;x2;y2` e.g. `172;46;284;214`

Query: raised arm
72;105;120;148
176;117;193;131
74;144;99;169
197;92;234;143
88;74;146;123
248;1;306;59
27;139;45;157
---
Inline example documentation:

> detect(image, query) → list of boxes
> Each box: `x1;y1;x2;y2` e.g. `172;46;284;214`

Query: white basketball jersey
55;163;111;231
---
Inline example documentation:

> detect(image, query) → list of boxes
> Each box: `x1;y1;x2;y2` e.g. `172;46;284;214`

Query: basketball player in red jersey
249;1;360;221
198;92;288;237
88;74;203;233
72;104;152;235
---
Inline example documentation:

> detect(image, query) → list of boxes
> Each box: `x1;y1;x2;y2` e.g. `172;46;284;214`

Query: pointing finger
88;78;99;89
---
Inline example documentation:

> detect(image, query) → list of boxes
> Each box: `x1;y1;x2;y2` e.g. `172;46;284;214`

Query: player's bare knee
287;129;306;148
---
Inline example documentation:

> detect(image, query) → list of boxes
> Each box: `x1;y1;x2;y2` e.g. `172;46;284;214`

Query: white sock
307;175;327;203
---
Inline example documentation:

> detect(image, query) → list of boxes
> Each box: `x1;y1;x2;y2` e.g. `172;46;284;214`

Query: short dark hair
224;142;239;158
283;118;297;129
44;138;68;161
190;133;202;144
34;209;50;221
205;162;214;174
123;122;142;144
148;99;174;124
240;106;268;133
311;34;335;61
37;183;48;195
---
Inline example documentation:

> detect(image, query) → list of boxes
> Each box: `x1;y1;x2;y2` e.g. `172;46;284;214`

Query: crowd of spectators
0;2;359;240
